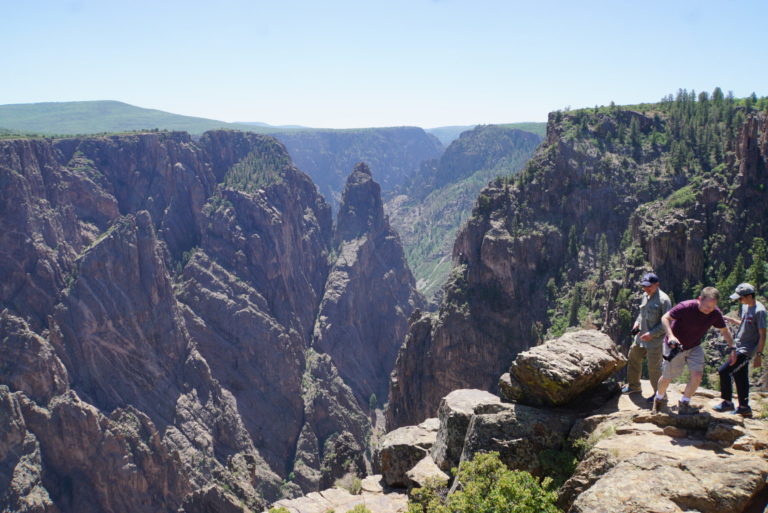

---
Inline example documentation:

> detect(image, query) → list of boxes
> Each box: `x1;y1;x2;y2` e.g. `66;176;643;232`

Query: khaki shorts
661;344;705;380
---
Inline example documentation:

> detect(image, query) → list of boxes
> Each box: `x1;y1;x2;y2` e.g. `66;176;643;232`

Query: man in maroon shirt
653;287;736;414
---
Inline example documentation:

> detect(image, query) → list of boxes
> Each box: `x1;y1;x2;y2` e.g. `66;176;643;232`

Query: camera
631;326;640;336
663;340;682;362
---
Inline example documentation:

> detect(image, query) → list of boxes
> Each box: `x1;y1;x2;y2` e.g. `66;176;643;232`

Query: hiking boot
677;400;699;415
733;405;753;418
713;400;735;413
621;385;641;395
652;396;668;413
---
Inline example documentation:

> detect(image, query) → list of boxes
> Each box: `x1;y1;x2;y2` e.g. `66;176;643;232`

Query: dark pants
718;352;751;406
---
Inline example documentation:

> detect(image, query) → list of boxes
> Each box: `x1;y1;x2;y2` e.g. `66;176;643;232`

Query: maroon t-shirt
665;299;726;350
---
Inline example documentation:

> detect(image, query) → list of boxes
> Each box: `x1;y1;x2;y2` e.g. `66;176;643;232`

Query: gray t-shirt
735;301;767;355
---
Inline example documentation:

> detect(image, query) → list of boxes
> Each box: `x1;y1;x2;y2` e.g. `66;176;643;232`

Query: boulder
377;418;439;488
458;403;575;478
430;389;505;472
500;330;626;407
406;455;450;489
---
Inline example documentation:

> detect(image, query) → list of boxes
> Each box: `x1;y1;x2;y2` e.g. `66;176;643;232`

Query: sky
2;0;767;128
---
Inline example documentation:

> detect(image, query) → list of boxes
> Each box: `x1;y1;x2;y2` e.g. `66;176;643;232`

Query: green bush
407;452;560;513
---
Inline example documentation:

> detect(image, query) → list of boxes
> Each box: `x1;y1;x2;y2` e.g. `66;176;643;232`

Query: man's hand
729;350;738;365
754;353;762;368
667;336;680;347
640;332;653;342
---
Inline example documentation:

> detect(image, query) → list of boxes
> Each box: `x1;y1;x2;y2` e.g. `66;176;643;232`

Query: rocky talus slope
0;130;421;512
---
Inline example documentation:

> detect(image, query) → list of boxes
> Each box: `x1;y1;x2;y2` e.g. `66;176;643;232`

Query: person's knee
689;371;703;381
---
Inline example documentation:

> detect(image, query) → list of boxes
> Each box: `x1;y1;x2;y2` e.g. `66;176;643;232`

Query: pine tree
568;283;583;327
568;225;579;257
718;255;745;297
747;238;767;294
598;234;609;278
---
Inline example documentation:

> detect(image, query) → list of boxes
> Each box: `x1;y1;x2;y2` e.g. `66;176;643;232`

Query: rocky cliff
385;125;541;299
313;163;425;408
0;130;422;512
387;91;768;429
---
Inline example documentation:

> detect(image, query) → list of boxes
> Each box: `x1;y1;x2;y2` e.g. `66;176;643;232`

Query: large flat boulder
500;329;626;407
376;418;439;488
429;389;505;472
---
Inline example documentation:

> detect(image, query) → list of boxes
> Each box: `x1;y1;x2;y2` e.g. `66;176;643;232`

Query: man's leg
654;347;685;411
682;346;705;400
683;371;703;399
718;357;736;402
646;342;663;394
656;343;685;399
625;343;646;393
732;354;751;407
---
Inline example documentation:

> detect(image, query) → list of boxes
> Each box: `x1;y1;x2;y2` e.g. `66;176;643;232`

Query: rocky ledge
267;329;768;513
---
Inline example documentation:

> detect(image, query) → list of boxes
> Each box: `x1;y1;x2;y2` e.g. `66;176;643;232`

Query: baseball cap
641;272;660;287
730;282;756;300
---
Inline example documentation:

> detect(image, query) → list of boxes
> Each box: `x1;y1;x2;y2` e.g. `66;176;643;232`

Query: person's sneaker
621;385;641;394
677;400;700;415
713;400;735;413
652;396;668;413
733;405;753;418
645;395;656;404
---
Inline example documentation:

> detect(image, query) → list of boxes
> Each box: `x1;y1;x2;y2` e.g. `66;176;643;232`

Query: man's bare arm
661;312;676;342
719;326;735;346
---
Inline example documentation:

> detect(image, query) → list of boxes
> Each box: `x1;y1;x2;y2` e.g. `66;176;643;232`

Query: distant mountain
0;100;276;135
237;121;310;129
386;125;542;299
275;127;444;209
427;122;546;145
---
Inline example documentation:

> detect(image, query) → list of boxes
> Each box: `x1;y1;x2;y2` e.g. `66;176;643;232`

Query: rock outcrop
430;389;503;472
499;330;626;407
376;418;439;488
313;163;424;408
0;131;422;511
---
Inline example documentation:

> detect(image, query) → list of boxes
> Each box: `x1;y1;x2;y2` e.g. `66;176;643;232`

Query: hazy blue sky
2;0;766;128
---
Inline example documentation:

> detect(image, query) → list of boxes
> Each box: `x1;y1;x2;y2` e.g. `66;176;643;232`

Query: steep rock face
313;163;424;407
291;351;371;492
0;130;422;510
387;99;768;429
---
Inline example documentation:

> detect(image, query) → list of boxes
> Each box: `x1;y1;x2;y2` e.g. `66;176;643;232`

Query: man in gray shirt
623;272;672;401
714;282;767;417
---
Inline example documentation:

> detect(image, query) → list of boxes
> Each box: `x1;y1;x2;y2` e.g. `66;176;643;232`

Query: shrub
407;452;560;513
334;472;362;495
